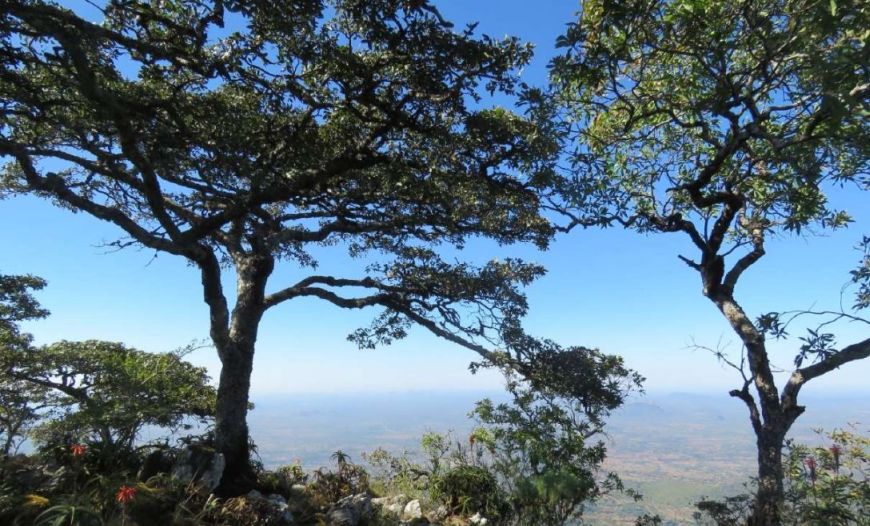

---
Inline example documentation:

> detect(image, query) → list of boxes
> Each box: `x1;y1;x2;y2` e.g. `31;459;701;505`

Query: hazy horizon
233;390;868;525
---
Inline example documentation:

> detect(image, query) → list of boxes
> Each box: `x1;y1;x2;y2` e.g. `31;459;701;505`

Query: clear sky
2;1;868;397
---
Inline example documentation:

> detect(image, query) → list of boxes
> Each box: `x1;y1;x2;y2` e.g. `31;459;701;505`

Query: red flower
116;485;137;504
70;444;87;458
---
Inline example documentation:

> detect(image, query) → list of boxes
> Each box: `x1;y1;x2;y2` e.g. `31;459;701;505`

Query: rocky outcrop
371;493;407;519
325;493;372;525
170;445;225;492
247;490;296;524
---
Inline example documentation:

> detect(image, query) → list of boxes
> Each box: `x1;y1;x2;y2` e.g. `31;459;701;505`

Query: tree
0;273;51;457
362;342;643;525
550;0;869;523
471;342;644;525
8;340;216;454
0;0;559;493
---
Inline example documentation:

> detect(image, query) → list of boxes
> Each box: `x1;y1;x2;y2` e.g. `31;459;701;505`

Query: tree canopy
550;0;869;523
10;340;216;452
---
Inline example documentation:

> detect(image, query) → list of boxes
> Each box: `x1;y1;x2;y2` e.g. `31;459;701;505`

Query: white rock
469;512;488;525
428;504;449;521
403;499;422;520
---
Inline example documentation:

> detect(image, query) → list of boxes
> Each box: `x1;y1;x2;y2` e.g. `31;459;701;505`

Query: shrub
432;465;507;519
694;427;869;526
309;451;369;506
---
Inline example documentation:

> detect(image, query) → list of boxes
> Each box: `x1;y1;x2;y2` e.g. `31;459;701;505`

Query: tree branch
782;337;870;410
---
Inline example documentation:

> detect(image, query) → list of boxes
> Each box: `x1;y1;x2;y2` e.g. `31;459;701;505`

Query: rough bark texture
750;431;785;526
201;252;273;495
213;341;256;496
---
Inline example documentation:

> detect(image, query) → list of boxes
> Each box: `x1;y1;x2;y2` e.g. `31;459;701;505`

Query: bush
694;427;869;526
432;465;507;519
309;451;370;506
364;447;428;500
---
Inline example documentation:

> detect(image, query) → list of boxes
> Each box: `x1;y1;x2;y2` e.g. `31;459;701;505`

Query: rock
268;493;296;524
137;449;173;481
243;490;295;524
170;445;225;492
403;499;422;520
428;504;449;522
247;489;264;499
387;502;405;517
326;493;372;526
372;494;408;518
469;512;487;525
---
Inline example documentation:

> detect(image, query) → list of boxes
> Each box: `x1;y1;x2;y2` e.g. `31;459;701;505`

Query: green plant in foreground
34;504;104;526
695;427;869;526
432;464;507;519
782;427;869;525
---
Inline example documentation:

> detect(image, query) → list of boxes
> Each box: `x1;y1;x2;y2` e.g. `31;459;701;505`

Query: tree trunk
706;289;792;525
214;339;256;496
210;252;272;496
750;429;785;526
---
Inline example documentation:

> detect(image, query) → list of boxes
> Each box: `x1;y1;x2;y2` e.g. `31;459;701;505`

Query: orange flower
70;444;87;458
116;485;137;504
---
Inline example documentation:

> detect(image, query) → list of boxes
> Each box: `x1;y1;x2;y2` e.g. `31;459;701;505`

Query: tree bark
750;429;785;526
209;252;273;496
706;285;792;525
213;338;257;496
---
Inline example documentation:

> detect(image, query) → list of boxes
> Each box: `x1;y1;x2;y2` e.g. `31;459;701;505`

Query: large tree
0;0;559;493
550;0;869;524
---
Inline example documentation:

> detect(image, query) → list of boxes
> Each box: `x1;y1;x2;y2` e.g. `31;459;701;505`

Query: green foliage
851;236;870;311
0;274;48;332
8;340;216;456
364;447;427;500
432;464;507;519
553;0;868;237
0;0;560;356
694;427;870;526
782;427;869;525
0;273;51;456
694;494;755;526
257;462;308;498
362;347;642;525
310;451;370;506
34;504;104;526
552;1;869;521
471;344;643;525
1;276;215;463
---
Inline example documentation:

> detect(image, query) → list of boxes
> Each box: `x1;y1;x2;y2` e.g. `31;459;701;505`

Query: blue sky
2;0;868;397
